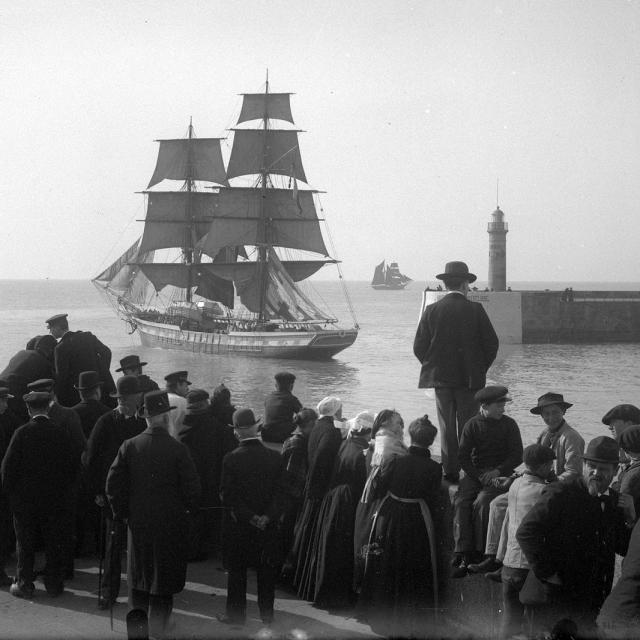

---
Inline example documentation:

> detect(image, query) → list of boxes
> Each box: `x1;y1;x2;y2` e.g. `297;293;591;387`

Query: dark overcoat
220;438;288;569
616;461;640;517
178;411;238;508
49;401;86;461
71;398;111;439
262;390;302;443
517;478;631;614
106;426;201;595
54;331;116;407
413;292;499;389
304;416;343;500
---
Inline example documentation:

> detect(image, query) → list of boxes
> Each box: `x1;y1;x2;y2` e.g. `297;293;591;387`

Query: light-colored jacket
503;472;548;569
536;420;585;480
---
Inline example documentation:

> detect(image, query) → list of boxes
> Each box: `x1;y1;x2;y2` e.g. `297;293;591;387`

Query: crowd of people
1;268;640;640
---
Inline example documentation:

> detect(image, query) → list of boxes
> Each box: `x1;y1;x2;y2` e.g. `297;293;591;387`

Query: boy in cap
262;372;302;451
500;444;556;638
517;436;635;637
217;409;288;626
452;385;523;578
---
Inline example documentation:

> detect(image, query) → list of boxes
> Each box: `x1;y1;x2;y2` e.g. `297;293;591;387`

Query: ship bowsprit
135;317;357;360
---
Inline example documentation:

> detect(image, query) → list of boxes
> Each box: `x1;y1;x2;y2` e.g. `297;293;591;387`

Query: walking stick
109;522;118;632
98;506;105;603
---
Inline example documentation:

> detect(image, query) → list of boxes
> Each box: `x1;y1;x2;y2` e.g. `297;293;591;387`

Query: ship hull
371;283;409;290
134;318;357;360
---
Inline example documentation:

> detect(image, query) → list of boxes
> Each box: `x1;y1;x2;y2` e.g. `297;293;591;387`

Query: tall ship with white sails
93;80;359;359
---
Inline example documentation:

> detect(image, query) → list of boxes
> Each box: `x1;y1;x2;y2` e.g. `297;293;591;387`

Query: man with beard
85;375;146;608
517;436;635;637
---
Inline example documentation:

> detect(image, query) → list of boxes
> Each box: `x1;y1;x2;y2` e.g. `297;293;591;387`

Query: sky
2;0;639;283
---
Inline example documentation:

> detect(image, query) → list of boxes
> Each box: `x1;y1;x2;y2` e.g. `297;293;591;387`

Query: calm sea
2;279;640;457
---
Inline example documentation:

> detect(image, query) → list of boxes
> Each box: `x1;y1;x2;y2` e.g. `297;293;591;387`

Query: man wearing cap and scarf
517;436;635;636
613;425;640;517
0;334;56;421
452;385;522;578
106;390;200;638
85;375;146;608
262;371;303;450
1;391;80;598
178;389;238;561
115;355;159;397
413;261;499;483
45;313;116;408
217;408;288;626
164;371;190;439
602;404;640;466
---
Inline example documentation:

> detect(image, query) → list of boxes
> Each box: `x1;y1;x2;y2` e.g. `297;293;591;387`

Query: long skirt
358;492;440;637
291;497;322;597
310;484;358;608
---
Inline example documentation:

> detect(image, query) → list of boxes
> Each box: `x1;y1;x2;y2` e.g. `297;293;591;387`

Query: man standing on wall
413;261;499;483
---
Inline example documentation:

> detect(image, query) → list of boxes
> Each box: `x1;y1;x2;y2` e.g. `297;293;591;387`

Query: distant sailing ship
93;80;359;359
371;261;412;290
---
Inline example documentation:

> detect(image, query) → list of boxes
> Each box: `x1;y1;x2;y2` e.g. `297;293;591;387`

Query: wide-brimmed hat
619;426;640;453
186;388;210;415
0;387;14;400
435;261;477;284
110;375;141;398
26;378;55;392
116;355;148;373
530;392;573;415
601;404;640;426
75;371;102;391
475;385;511;405
582;436;620;464
164;371;191;385
45;313;68;327
231;408;261;429
140;390;175;418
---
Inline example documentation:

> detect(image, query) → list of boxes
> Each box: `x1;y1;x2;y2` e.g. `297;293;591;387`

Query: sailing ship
371;260;412;290
93;81;359;359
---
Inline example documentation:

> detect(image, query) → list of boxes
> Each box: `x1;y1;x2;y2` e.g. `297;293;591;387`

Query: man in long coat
413;261;499;482
1;391;79;598
217;408;288;626
517;436;635;636
106;390;200;639
46;313;116;407
177;388;237;560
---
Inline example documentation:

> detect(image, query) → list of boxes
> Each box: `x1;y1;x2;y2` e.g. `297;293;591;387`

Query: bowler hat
231;408;261;429
23;391;52;405
45;313;68;326
619;425;640;453
75;371;102;391
116;355;148;373
582;436;620;464
140;390;175;418
601;404;640;426
0;387;14;400
27;378;55;392
164;371;191;385
475;385;511;405
435;261;477;284
110;375;141;398
186;388;210;415
523;443;556;468
530;392;573;415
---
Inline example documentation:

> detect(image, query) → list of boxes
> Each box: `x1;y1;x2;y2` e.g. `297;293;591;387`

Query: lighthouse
487;206;508;291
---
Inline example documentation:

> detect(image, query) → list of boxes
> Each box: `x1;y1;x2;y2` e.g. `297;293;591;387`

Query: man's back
262;390;302;444
413;293;498;389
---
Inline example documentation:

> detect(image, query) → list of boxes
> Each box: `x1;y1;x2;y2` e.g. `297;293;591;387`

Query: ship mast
185;117;195;303
257;72;270;323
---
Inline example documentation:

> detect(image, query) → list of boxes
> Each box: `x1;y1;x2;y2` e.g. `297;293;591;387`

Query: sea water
2;279;640;457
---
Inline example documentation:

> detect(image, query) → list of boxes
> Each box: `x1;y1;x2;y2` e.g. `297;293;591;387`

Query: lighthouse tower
487;206;508;291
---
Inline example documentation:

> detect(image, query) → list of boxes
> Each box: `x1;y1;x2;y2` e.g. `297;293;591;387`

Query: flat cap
601;404;640;426
164;371;191;384
475;385;511;405
523;443;556;468
23;391;52;405
27;378;55;392
619;425;640;453
274;371;296;383
45;313;68;325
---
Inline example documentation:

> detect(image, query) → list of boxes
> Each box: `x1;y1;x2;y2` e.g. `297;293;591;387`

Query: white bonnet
317;396;342;417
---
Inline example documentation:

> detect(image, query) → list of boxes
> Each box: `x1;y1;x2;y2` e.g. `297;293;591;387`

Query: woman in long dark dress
358;415;446;638
311;415;371;608
291;396;343;599
353;409;407;591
